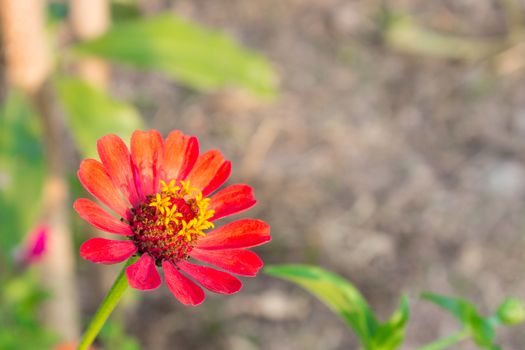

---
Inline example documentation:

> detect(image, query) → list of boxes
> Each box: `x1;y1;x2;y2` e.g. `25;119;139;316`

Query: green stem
416;329;469;350
77;257;136;350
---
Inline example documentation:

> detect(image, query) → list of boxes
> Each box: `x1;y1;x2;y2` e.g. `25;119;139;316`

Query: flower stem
416;329;469;350
77;257;136;350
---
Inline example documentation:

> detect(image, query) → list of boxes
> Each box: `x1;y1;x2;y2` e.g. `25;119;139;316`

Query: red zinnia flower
75;130;270;305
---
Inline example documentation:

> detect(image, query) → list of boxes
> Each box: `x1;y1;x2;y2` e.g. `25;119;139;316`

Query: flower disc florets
130;180;215;265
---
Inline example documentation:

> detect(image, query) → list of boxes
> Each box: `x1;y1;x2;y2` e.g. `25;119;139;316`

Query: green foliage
266;265;524;350
100;320;141;350
496;298;525;325
265;265;409;350
371;296;409;350
421;292;523;350
0;91;45;258
56;77;143;158
47;2;68;23
47;1;141;23
111;1;141;22
0;273;57;349
72;14;278;99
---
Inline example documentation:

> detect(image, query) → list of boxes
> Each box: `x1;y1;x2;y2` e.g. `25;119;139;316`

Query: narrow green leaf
421;292;478;323
265;265;378;348
0;91;45;257
55;77;143;158
72;14;278;99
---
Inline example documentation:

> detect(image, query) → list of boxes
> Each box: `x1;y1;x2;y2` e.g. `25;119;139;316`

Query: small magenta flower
75;130;270;305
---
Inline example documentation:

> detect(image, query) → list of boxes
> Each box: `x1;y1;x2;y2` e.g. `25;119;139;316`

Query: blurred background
1;0;525;349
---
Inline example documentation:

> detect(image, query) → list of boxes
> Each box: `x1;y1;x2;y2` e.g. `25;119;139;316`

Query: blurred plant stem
70;0;110;88
380;5;525;76
0;0;80;342
78;257;136;350
416;329;469;350
382;12;503;61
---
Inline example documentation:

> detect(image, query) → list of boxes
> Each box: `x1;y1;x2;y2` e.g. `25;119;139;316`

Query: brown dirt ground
82;1;525;349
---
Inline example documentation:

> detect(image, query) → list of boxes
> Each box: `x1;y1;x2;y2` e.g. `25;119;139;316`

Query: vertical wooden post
0;0;50;93
70;0;110;88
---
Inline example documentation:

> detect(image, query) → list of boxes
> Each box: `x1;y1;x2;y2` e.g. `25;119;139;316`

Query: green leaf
0;91;46;258
265;265;378;348
372;296;410;350
422;292;498;349
421;292;478;323
72;14;278;99
468;316;495;348
55;77;143;158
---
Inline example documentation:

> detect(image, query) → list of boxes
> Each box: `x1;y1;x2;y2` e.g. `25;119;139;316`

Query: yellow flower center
130;180;215;264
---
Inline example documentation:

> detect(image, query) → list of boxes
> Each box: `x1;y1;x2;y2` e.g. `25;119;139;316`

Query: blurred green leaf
47;2;68;23
100;320;141;350
0;91;45;259
72;14;278;99
111;2;141;22
371;296;409;350
422;293;498;349
383;12;503;61
0;272;57;349
421;292;478;322
266;265;410;350
469;316;495;348
55;77;143;157
265;265;378;348
496;298;525;325
47;1;140;23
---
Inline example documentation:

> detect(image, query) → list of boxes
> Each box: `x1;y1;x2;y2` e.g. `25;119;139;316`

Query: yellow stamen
149;179;215;243
149;193;172;215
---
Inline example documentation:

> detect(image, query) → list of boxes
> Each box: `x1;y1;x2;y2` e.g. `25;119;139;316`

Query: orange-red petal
209;184;256;221
177;260;242;294
162;260;205;305
189;248;263;277
126;253;161;290
97;134;142;206
186;150;231;196
78;159;129;218
80;238;136;264
74;199;132;236
197;219;270;250
163;130;199;181
130;130;164;196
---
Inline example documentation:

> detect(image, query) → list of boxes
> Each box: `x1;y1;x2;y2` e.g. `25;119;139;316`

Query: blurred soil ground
80;1;525;349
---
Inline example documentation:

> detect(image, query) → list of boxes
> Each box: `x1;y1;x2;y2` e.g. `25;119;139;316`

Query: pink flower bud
16;224;48;265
